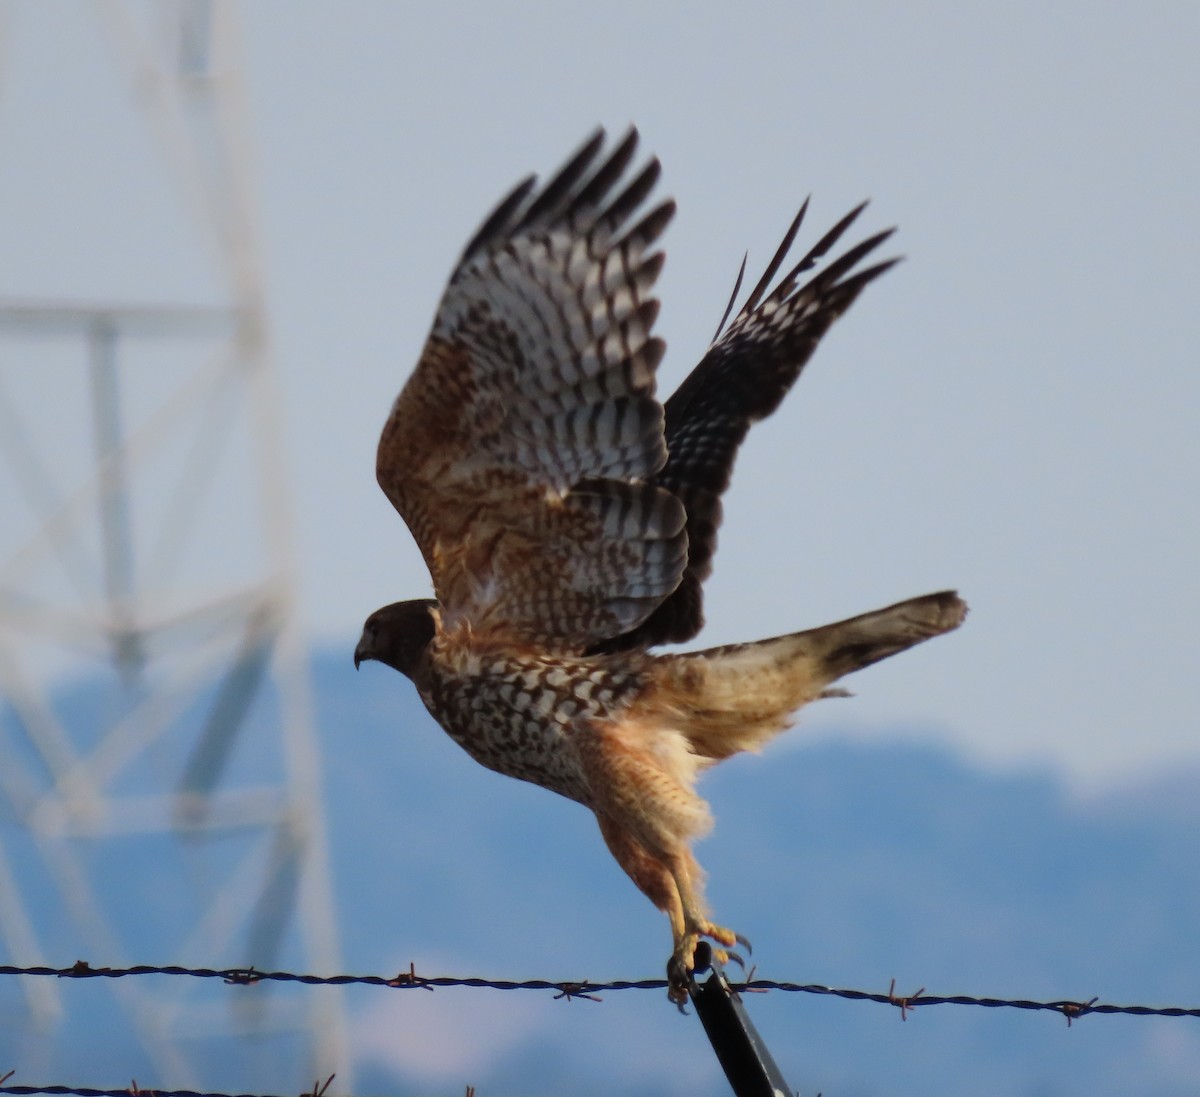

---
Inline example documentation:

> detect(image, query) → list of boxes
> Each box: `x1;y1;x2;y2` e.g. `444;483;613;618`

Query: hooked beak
353;639;366;670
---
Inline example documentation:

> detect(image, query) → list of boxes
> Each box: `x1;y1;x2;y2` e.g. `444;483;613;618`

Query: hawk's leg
665;847;749;999
597;813;687;940
597;815;746;1005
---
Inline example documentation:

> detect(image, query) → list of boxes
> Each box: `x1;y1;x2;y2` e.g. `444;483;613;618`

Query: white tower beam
0;3;349;1088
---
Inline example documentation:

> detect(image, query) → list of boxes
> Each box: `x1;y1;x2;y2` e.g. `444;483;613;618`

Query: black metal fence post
689;949;796;1097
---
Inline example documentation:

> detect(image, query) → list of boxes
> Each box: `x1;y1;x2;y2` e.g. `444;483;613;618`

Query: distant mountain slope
2;649;1197;1096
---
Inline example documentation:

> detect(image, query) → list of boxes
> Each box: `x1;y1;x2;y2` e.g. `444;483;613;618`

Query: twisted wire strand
2;962;1197;1018
2;965;1197;1097
1;1088;280;1097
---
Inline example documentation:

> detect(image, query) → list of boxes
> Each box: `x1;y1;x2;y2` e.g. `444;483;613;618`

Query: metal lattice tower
0;3;348;1088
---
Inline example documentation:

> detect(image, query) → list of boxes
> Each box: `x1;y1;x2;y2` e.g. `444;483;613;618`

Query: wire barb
221;968;260;986
1061;997;1101;1027
388;961;433;991
553;981;602;1003
887;978;926;1022
299;1075;334;1097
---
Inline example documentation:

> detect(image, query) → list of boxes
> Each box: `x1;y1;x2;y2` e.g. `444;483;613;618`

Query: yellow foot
696;919;751;956
665;923;753;1006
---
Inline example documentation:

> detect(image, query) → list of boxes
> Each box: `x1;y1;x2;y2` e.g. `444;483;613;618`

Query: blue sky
0;1;1197;787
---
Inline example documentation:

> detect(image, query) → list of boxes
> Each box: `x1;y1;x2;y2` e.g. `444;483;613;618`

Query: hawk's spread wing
377;129;687;651
595;202;899;653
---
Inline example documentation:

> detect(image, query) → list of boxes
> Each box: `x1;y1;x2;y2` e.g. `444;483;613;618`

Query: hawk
355;128;966;1003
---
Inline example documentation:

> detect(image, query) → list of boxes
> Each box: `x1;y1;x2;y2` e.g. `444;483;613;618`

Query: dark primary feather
593;203;899;654
516;128;612;229
458;127;665;263
459;175;538;264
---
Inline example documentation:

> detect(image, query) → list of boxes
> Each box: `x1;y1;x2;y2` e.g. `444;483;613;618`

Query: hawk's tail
650;590;967;762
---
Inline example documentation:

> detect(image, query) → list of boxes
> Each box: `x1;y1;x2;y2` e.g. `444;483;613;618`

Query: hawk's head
354;599;437;681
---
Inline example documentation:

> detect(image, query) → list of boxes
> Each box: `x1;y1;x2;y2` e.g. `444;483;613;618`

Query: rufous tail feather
651;590;967;761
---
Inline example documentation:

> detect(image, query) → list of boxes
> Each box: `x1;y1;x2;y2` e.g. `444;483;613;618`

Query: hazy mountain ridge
2;649;1197;1096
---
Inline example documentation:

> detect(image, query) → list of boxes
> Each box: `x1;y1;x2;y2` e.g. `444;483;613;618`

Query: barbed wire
0;1072;340;1097
3;965;1198;1097
2;961;1198;1021
0;1086;283;1097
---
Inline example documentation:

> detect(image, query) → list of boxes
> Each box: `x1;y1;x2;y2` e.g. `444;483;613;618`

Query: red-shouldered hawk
354;128;966;1004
